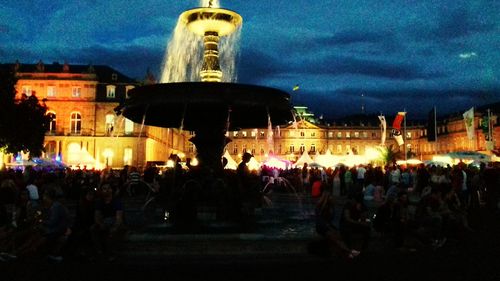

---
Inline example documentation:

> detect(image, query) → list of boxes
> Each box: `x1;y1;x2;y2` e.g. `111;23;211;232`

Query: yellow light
166;160;175;168
178;152;185;159
190;158;199;166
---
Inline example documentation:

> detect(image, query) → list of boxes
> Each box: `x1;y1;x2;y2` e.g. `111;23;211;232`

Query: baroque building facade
1;61;498;169
2;61;188;169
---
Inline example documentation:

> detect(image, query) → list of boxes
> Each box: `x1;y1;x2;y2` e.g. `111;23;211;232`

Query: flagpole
434;106;437;156
404;109;407;161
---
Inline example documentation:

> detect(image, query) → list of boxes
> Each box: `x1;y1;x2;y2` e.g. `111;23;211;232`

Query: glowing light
190;158;199;166
263;157;288;170
247;157;261;171
166;160;175;168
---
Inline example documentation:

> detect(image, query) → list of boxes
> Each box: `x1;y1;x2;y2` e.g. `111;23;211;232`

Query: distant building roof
0;62;137;84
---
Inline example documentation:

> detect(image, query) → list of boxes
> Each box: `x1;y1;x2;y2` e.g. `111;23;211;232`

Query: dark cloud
323;87;500;119
411;6;497;41
297;56;446;81
66;45;164;79
316;30;391;45
236;48;287;83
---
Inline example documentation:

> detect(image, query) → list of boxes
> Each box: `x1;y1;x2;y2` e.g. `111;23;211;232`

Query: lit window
72;87;81;97
354;132;359;138
103;148;113;166
251;130;256;137
123;148;133;166
328;132;333;138
106;85;116;98
260;131;265;137
346;145;351;153
124;118;134;134
346;132;351;138
44;141;57;158
47;112;56;133
242;144;247;153
70;112;82;134
105;114;115;134
336;132;342;138
22;85;32;96
337;144;342;153
125;85;135;98
47;86;56;97
242;131;247;137
188;143;195;153
362;132;368;138
406;132;412;139
233;131;239;137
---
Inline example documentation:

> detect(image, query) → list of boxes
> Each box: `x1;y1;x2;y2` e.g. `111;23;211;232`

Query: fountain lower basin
118;82;293;131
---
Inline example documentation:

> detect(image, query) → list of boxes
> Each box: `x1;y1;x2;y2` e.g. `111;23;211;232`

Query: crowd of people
0;157;498;263
298;161;500;260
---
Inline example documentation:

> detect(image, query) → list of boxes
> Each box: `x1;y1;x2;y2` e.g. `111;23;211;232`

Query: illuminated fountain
116;1;293;175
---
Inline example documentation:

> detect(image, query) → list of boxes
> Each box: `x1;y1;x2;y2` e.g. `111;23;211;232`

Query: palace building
1;61;188;169
1;61;498;169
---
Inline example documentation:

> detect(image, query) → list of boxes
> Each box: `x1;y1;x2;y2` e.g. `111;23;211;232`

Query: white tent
262;156;290;170
295;150;315;168
247;157;261;171
222;150;238;170
314;149;337;168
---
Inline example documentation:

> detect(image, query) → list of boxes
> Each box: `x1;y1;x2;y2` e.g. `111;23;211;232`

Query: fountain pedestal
189;126;231;175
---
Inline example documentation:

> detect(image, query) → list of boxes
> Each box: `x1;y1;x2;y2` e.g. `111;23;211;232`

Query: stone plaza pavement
1;193;500;281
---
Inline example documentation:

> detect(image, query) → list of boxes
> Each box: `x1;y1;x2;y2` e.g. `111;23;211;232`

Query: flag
292;84;300;91
378;115;386;145
463;107;474;140
391;112;406;146
427;107;437;142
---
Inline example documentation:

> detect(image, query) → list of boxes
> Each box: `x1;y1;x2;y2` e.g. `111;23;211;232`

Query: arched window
44;141;57;158
70;112;82;134
47;112;56;133
105;114;115;134
300;143;305;153
106;85;116;98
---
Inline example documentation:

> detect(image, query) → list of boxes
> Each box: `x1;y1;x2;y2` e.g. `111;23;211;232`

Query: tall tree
0;65;51;157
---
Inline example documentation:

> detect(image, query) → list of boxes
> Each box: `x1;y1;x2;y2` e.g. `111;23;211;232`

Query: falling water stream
160;0;241;83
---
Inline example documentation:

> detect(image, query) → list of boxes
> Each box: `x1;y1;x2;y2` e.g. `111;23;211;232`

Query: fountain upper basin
180;7;243;36
118;82;293;131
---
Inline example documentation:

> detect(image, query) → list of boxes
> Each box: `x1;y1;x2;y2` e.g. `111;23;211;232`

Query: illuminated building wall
2;62;497;168
4;61;187;169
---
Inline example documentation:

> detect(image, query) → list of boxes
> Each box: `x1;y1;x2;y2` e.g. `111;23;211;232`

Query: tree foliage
375;144;402;166
0;65;51;157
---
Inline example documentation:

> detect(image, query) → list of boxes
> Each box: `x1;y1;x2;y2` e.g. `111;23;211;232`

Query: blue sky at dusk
1;0;499;119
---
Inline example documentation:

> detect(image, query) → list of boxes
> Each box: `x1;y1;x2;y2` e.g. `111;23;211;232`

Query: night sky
1;0;499;119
